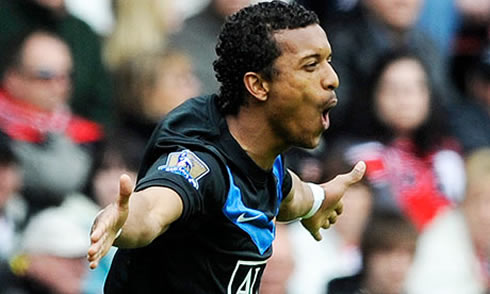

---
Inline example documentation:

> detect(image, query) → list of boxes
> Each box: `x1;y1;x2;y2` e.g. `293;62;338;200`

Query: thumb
311;230;323;241
339;161;366;187
117;174;133;210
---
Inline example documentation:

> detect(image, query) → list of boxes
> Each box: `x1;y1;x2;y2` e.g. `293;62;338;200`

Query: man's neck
225;108;286;170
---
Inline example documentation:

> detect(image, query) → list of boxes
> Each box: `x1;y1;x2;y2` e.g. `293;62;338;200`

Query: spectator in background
294;0;361;28
326;0;452;139
169;0;252;95
77;130;143;294
327;211;418;294
0;201;90;294
288;179;373;294
0;141;26;262
450;0;490;94
0;0;114;128
345;50;465;230
114;50;200;148
450;46;490;153
259;223;295;294
0;29;103;218
405;147;490;293
104;0;182;72
27;129;146;294
415;0;461;57
85;130;143;208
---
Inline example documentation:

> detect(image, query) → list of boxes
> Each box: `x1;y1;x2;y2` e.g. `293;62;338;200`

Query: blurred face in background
93;150;138;207
27;254;86;294
142;53;200;120
364;245;416;294
374;57;430;137
213;0;252;17
6;33;73;112
364;0;424;32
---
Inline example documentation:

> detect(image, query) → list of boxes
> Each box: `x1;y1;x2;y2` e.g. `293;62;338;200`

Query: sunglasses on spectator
19;68;75;82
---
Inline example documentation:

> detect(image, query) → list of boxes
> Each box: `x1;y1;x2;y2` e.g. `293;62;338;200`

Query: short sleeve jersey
104;95;293;294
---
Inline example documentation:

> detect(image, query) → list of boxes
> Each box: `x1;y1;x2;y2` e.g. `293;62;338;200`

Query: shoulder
153;95;223;144
137;147;228;194
136;148;229;222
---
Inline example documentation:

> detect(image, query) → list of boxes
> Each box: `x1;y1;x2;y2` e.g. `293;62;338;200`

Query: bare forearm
114;187;183;248
277;170;315;221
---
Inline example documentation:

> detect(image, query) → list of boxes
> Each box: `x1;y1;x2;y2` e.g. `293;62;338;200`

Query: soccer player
87;1;366;293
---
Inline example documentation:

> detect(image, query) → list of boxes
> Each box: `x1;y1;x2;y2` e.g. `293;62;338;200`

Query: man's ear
243;72;269;102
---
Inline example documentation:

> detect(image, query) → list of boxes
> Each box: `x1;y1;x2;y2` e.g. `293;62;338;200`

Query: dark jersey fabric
104;95;293;294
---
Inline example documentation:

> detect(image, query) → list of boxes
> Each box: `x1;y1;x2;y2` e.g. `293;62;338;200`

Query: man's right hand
87;174;133;269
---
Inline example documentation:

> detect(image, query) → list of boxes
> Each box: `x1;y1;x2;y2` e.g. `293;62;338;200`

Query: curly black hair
213;1;319;115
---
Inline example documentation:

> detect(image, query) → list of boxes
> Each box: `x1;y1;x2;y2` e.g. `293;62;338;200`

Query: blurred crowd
0;0;487;293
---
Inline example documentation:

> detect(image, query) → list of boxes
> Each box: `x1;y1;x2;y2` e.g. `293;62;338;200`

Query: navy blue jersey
104;95;293;294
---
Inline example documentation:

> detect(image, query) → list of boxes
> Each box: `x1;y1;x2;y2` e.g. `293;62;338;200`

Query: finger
311;230;322;241
321;219;331;229
335;201;343;215
90;219;108;242
90;217;99;236
328;212;338;225
117;174;134;210
338;161;366;187
88;240;109;266
87;239;104;261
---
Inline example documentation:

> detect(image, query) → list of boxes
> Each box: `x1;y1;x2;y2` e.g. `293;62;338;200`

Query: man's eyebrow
299;51;332;63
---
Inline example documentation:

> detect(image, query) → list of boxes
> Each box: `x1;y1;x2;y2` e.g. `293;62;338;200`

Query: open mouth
321;97;338;129
323;104;336;117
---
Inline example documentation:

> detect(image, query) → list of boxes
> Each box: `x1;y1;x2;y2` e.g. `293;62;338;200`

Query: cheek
376;94;398;122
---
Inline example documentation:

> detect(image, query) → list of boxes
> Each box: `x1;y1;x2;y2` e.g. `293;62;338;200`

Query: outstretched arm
87;174;183;269
277;161;366;241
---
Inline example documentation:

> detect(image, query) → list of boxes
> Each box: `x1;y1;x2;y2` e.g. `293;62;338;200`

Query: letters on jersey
157;149;209;189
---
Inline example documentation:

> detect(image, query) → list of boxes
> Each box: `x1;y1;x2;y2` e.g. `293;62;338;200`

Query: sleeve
134;148;227;224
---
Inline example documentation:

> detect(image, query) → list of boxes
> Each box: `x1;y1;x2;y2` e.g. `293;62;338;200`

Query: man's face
264;24;339;149
7;33;73;112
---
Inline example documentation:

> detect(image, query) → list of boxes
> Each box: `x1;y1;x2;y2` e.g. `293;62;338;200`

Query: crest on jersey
157;149;209;189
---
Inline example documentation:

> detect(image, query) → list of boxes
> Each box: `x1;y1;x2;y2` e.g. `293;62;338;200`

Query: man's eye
305;62;318;70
